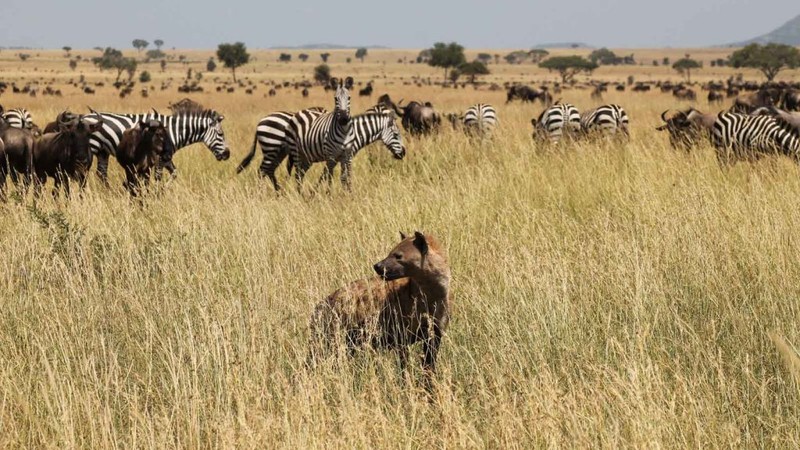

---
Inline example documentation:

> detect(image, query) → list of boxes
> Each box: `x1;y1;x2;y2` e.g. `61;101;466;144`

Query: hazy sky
1;0;797;49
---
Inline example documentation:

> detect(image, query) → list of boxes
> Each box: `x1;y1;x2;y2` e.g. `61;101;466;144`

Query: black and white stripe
712;112;800;162
319;110;406;184
285;77;354;186
463;103;498;133
2;108;34;130
580;104;629;137
87;109;230;181
236;107;326;190
532;103;581;142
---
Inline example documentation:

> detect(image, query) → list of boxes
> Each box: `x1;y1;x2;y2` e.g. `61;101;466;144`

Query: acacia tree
92;47;137;82
459;61;490;83
62;46;72;57
298;53;309;62
132;39;149;53
314;64;331;84
539;56;598;84
216;42;250;82
428;42;466;83
729;43;800;81
355;48;368;62
528;49;549;63
672;57;701;83
320;52;330;63
154;39;164;50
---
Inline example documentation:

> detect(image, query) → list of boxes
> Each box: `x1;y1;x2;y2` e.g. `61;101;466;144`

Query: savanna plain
1;48;800;448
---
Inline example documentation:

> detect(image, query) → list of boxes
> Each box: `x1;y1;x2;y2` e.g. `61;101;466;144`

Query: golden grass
0;49;800;448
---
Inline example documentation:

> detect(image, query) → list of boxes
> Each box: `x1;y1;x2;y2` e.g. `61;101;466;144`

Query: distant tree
146;49;166;60
216;42;250;82
298;53;309;62
448;69;461;85
662;57;670;66
346;57;352;63
320;52;330;63
139;71;151;83
428;42;466;82
314;64;331;84
132;39;149;53
18;53;30;62
504;53;518;64
279;53;291;63
539;55;598;84
729;43;800;81
125;60;138;81
178;55;186;63
477;53;492;64
459;61;490;83
206;58;217;72
160;60;167;72
62;46;72;57
154;39;164;50
93;47;104;53
355;47;368;62
528;49;549;63
416;49;432;64
92;47;137;82
715;58;727;67
69;59;78;71
652;59;659;66
672;57;701;82
589;47;619;65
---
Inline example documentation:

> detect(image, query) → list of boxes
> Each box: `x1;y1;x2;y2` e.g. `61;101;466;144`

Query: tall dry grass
0;49;800;448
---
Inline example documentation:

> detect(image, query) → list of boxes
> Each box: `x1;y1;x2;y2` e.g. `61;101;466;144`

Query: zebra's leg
318;160;336;187
260;146;286;192
339;158;353;191
294;160;311;187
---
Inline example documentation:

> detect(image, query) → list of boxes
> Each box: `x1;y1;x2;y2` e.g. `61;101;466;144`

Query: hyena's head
374;231;443;281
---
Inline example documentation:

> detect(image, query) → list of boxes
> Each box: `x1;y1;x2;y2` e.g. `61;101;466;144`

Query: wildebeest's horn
660;110;672;122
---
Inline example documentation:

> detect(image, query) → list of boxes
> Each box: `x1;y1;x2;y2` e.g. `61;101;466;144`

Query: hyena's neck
412;264;450;303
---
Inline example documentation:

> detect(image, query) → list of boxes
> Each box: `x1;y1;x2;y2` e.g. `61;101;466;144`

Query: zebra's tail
236;135;258;174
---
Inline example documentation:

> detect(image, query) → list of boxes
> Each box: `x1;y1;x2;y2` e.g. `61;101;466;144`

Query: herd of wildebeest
1;74;800;199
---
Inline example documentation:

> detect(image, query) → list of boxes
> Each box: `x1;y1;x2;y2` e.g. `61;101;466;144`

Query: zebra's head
201;112;231;161
330;77;354;123
380;112;406;160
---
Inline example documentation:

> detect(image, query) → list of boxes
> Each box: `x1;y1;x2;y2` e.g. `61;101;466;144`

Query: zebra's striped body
236;107;326;190
87;109;230;181
580;104;629;137
2;108;34;130
463;103;498;134
712;112;800;162
318;110;405;184
286;77;354;187
533;103;581;142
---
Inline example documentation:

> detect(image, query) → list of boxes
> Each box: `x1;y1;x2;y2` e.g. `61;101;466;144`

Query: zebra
2;108;38;134
317;109;406;185
712;112;800;163
86;108;230;182
532;103;581;142
285;77;355;187
579;104;630;137
463;103;498;134
236;107;326;191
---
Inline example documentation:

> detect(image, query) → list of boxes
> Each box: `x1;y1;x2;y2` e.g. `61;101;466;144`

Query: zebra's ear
344;77;354;90
330;78;339;90
217;115;225;122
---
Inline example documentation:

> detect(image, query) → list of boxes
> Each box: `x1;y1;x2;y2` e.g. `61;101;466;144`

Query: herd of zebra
4;75;800;197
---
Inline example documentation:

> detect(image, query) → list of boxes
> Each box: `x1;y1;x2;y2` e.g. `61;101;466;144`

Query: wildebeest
399;101;441;136
0;115;34;197
656;108;717;150
32;115;104;196
302;88;309;98
781;90;800;112
116;120;175;196
359;82;373;97
506;85;551;105
43;110;78;134
708;90;724;105
673;87;697;101
729;89;778;114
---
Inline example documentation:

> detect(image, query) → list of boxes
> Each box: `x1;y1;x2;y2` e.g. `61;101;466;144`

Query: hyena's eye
393;253;403;260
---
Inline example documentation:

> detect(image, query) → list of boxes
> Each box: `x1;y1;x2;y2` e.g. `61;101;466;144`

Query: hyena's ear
399;231;407;240
413;231;428;256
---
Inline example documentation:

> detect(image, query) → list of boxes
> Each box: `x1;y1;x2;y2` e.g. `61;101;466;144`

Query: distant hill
269;43;390;50
727;13;800;46
532;42;593;49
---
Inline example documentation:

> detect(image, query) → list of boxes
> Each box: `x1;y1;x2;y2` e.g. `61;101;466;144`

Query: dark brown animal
0;115;34;197
656;108;716;150
309;232;450;390
116;120;174;196
673;88;697;101
729;90;777;113
400;101;441;136
708;90;724;105
33;117;103;196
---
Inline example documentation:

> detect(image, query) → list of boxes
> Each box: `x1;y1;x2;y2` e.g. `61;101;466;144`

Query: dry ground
0;48;800;448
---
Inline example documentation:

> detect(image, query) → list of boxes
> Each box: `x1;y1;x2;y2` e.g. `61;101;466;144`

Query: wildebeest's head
63;116;105;181
139;119;174;163
656;109;708;150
